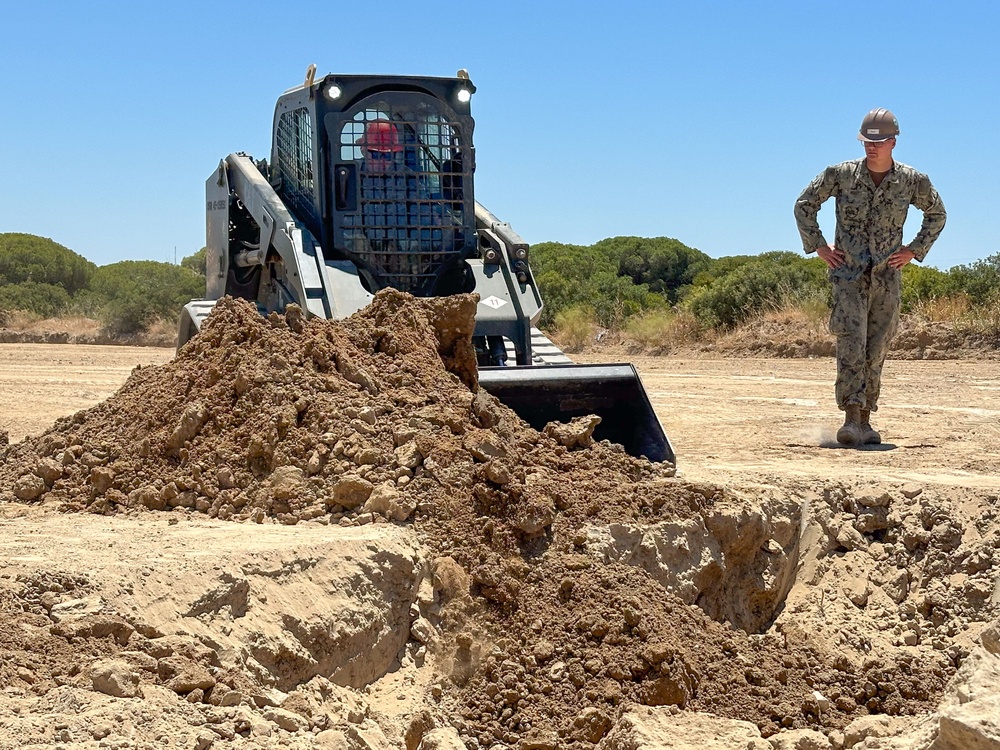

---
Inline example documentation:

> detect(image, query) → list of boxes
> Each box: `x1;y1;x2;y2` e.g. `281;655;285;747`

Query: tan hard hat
857;108;899;142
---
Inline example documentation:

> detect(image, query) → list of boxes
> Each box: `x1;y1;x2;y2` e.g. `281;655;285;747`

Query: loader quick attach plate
477;363;674;464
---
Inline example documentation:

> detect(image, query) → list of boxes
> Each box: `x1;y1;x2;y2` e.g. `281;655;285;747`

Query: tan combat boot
860;409;881;445
836;405;863;446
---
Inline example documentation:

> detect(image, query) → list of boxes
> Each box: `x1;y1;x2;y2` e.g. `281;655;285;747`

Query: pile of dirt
1;292;996;748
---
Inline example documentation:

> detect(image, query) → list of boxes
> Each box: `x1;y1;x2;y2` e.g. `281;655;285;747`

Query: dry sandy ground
1;337;999;750
0;345;176;444
577;353;1000;492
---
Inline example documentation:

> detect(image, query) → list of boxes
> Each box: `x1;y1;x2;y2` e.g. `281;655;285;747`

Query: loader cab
270;74;478;297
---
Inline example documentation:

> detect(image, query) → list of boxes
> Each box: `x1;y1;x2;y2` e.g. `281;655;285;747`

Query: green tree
88;261;204;335
182;247;207;276
594;236;711;303
531;242;664;328
688;254;760;288
0;281;72;317
531;242;620;282
948;253;1000;305
0;233;96;294
686;251;828;328
531;242;623;327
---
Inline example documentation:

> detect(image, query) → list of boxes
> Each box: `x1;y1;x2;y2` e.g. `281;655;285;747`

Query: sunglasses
367;150;396;160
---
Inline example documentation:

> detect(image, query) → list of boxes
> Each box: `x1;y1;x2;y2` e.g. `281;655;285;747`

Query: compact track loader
179;66;673;463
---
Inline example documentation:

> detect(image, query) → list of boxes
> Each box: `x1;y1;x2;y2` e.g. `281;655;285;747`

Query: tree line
531;236;1000;331
0;234;204;335
2;231;998;338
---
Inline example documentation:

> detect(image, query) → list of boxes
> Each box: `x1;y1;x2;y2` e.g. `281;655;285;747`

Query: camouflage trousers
828;265;901;411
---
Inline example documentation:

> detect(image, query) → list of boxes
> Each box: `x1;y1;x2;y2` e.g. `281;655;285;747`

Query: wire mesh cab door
325;92;476;297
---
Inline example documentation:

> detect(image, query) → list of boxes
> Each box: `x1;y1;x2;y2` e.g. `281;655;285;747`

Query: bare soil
573;352;1000;490
0;296;998;750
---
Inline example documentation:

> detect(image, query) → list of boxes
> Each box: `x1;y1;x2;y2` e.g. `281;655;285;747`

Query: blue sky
2;1;996;271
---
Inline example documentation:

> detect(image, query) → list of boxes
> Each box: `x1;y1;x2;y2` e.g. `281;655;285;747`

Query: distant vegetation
1;231;998;347
0;233;203;336
532;236;1000;346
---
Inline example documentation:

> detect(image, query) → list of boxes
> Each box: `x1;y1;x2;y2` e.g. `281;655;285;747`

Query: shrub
553;305;597;353
624;308;704;353
0;282;72;318
948;254;1000;305
588;272;665;330
901;264;958;312
89;261;204;335
182;248;207;276
686;252;828;329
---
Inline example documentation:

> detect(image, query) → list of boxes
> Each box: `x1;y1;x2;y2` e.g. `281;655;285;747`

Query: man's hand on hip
816;244;845;269
888;246;916;269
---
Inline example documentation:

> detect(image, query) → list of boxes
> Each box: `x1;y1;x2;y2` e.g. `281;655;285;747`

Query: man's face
863;137;895;162
364;149;399;173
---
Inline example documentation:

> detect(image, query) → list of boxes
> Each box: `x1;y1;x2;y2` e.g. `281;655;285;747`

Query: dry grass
635;293;999;359
0;312;176;348
141;319;179;347
910;294;1000;337
760;295;829;335
551;306;598;353
910;294;972;325
4;296;996;358
623;309;705;354
17;314;103;337
712;297;834;357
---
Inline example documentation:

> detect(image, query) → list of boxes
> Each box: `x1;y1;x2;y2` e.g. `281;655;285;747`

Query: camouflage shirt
794;158;946;281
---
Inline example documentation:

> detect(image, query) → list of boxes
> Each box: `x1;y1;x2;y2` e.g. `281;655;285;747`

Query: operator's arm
906;174;947;262
793;166;839;254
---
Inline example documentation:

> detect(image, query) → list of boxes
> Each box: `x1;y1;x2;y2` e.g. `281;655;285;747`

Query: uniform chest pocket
837;199;868;230
881;194;911;225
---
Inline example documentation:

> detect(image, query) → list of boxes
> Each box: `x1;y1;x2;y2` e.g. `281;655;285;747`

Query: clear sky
3;1;996;271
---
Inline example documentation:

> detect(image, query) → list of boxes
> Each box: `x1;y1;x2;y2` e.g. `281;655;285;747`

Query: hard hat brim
857;133;896;143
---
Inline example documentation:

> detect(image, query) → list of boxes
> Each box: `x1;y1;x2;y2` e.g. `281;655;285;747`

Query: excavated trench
1;292;998;749
583;491;802;634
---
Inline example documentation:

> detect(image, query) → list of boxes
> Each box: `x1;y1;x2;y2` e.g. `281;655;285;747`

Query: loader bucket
478;363;673;464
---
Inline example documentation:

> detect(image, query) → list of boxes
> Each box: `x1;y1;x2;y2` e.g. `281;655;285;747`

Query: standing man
795;109;946;446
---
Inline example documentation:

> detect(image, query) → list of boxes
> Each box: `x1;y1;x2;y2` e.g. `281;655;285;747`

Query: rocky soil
1;292;998;750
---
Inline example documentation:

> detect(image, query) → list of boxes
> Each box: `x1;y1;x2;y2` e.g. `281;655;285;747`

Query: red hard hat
357;120;403;152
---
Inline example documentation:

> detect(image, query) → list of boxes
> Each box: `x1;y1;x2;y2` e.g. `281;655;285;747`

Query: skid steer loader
178;66;673;463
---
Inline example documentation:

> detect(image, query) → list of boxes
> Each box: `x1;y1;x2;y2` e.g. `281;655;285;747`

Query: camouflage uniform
794;158;946;411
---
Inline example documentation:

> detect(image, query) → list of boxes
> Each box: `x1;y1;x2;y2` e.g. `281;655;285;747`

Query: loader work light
457;87;472;104
325;83;343;101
